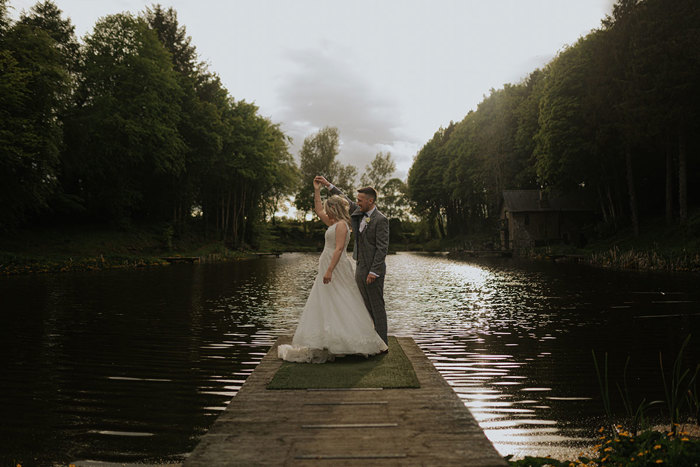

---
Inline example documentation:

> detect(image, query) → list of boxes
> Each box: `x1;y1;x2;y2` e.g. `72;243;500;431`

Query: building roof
502;190;592;213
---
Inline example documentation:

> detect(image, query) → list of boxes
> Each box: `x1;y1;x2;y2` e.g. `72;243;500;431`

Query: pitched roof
502;190;592;213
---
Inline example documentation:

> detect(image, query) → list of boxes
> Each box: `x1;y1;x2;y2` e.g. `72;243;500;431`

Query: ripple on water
1;252;699;464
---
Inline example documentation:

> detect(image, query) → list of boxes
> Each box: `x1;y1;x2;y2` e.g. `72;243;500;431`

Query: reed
660;335;698;434
589;246;700;272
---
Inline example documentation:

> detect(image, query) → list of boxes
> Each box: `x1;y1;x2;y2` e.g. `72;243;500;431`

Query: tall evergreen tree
0;0;75;228
63;13;185;223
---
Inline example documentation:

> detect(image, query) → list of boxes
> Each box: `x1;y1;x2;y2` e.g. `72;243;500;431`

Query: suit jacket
330;186;390;277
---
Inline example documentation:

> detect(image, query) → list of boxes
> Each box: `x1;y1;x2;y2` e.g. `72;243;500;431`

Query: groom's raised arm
315;176;358;213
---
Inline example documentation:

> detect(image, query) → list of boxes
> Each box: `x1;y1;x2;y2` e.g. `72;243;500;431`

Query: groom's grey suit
330;186;389;344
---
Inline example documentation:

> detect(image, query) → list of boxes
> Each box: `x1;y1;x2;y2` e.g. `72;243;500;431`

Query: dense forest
3;0;699;257
408;0;700;240
0;0;409;251
0;0;299;246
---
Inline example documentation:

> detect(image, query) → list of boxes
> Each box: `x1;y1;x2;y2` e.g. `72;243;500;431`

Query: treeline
408;0;700;239
292;126;410;224
0;1;297;246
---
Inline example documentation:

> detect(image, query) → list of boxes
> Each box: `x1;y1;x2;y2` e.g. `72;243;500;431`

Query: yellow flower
653;444;662;450
681;437;689;442
604;447;613;452
631;458;635;462
638;451;645;456
655;460;664;464
598;426;605;433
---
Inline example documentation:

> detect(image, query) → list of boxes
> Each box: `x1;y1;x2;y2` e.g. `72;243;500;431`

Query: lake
1;252;698;465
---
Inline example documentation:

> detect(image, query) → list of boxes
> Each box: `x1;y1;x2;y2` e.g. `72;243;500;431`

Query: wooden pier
161;256;200;263
184;336;505;466
255;251;282;258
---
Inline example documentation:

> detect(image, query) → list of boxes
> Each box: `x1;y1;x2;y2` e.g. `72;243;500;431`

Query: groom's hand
366;274;376;285
314;176;330;187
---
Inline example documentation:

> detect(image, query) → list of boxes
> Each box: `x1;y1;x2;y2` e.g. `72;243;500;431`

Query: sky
8;0;615;181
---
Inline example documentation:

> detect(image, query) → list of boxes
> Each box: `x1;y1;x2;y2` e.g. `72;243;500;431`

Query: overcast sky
9;0;614;180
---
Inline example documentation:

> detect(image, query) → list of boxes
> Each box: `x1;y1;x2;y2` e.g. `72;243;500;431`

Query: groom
314;176;389;345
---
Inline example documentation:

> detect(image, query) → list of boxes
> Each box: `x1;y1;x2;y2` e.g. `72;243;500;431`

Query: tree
381;177;410;220
19;1;78;70
407;123;456;238
142;3;209;229
0;0;10;36
360;151;396;192
0;0;75;228
63;13;185;223
142;4;197;75
295;126;357;215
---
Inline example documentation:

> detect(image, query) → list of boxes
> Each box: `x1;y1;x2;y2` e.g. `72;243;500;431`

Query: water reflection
0;252;698;464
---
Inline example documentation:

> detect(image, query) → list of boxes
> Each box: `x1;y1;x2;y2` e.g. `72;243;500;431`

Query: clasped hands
314;175;330;189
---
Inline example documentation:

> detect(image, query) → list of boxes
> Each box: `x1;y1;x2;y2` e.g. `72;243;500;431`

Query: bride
278;178;388;363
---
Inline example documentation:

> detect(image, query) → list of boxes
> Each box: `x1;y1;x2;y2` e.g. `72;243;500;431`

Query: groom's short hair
357;186;377;201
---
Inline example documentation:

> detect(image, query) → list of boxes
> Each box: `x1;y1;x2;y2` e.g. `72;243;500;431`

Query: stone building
500;190;593;251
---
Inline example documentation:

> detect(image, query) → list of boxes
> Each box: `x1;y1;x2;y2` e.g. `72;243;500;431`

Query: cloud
274;44;419;180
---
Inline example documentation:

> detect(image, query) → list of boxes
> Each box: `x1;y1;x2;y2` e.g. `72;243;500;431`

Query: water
1;252;698;465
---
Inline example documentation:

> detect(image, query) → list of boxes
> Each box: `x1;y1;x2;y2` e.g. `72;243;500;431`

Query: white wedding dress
278;221;388;363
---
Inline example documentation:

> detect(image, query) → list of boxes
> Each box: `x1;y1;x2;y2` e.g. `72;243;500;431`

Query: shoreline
4;245;700;276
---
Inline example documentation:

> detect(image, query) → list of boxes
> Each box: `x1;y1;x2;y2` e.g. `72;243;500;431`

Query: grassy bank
0;223;254;275
4;212;699;275
528;211;700;272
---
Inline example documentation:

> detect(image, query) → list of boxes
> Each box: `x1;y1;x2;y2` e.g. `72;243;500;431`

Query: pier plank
185;336;506;466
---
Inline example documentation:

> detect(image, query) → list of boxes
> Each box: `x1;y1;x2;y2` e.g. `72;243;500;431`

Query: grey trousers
355;271;387;345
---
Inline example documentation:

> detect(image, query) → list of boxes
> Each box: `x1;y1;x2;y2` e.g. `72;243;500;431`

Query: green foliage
587;428;700;466
360;151;396;191
660;336;699;434
593;350;616;432
382;177;411;221
0;1;297;246
295;126;356;214
408;0;700;242
63;12;185;222
142;4;197;75
507;430;700;466
0;1;74;229
508;334;700;466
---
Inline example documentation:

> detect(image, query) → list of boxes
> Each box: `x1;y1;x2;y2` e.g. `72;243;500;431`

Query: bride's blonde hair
324;195;352;227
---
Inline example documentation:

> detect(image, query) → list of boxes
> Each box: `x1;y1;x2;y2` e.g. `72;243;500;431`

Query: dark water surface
1;252;699;464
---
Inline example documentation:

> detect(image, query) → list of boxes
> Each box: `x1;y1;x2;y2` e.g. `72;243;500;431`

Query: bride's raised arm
313;179;332;226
